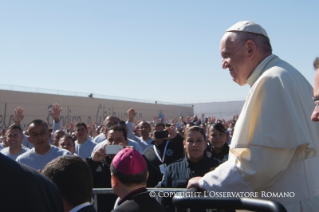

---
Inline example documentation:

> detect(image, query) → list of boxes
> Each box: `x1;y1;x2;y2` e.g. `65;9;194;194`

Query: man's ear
245;40;257;59
111;173;119;188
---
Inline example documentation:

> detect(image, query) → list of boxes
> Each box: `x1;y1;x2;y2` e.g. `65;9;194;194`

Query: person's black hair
75;122;87;131
109;126;127;140
7;124;22;133
28;119;49;131
185;126;206;142
42;156;93;207
209;123;226;134
60;134;75;145
153;122;165;128
110;162;148;187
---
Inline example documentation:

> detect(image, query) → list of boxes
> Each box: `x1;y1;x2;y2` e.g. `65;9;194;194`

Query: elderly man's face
311;69;319;122
220;32;251;86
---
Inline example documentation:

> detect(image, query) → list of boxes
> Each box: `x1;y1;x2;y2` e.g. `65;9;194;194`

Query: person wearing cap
111;148;166;212
87;126;161;212
311;57;319;122
187;21;319;211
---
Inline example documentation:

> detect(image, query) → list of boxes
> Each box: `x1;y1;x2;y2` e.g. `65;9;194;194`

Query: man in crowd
43;156;96;212
92;118;142;154
93;115;120;143
311;57;319;122
0;124;29;160
52;129;65;146
58;134;76;155
111;148;165;212
14;104;63;148
143;122;184;185
74;122;96;159
86;126;128;212
187;21;319;211
126;108;153;152
119;120;142;154
16;119;71;171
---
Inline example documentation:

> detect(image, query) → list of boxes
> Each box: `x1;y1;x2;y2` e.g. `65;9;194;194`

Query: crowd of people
0;103;236;211
1;21;319;212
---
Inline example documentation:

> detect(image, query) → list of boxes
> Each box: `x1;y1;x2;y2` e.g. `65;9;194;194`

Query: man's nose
311;107;319;122
222;60;228;69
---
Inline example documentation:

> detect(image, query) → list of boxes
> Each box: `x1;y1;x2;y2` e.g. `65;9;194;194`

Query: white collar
247;54;277;87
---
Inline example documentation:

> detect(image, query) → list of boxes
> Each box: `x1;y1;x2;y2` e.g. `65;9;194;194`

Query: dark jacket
86;157;118;212
158;154;220;212
143;134;184;182
86;154;162;211
0;154;64;212
112;188;166;212
206;143;229;163
158;154;220;188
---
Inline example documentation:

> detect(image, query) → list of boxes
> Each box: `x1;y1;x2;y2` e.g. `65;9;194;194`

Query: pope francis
187;21;319;212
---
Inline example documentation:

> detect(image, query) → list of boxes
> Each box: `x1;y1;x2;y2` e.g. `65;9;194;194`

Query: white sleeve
199;157;254;192
200;146;296;192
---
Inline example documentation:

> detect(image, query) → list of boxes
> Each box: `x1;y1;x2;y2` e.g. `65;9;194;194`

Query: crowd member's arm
86;144;108;176
165;127;184;158
13;107;30;147
126;108;140;142
50;103;62;138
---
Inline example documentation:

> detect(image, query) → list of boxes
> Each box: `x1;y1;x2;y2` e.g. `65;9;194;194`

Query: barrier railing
92;188;188;211
93;188;287;212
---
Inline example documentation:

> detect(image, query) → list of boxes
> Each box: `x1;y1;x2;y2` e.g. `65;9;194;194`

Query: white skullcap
226;21;269;39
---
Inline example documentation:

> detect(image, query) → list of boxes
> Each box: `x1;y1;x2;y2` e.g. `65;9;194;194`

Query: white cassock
200;55;319;212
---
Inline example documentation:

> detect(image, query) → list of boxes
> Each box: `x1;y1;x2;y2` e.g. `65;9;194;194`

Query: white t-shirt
16;145;71;170
1;145;30;161
75;138;97;159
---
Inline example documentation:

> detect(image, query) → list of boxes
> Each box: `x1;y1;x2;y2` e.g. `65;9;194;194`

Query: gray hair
230;32;272;55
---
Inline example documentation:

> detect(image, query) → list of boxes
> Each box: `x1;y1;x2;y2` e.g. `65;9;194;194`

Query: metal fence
92;188;191;211
92;188;287;212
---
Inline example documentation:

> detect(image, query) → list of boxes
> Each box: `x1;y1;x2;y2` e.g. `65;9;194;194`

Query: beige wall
0;90;193;130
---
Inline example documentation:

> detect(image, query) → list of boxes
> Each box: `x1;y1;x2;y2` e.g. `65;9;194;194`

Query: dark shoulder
205;156;220;167
113;192;165;212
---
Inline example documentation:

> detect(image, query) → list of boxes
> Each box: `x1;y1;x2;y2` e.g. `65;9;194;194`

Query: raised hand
92;144;108;162
14;107;24;125
127;108;137;122
49;103;62;122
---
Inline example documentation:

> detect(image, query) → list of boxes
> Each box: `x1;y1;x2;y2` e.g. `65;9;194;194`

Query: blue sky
1;1;318;103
